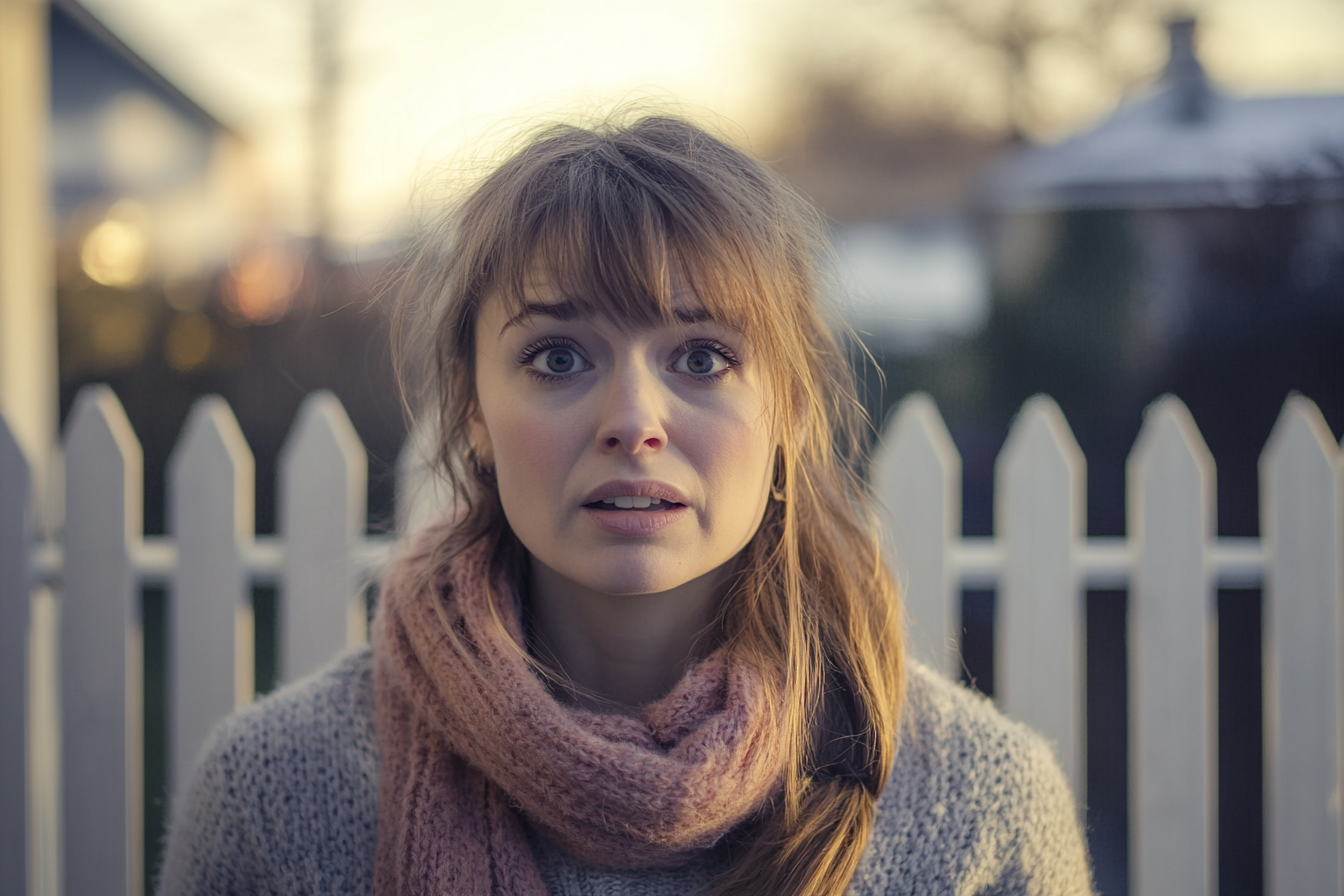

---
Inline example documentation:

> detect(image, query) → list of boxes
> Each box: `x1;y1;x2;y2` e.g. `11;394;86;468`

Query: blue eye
524;342;590;379
540;348;575;373
673;345;732;377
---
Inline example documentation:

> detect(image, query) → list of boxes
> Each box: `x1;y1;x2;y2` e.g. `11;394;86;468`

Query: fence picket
167;396;255;799
278;391;368;684
61;386;143;896
871;393;961;676
1260;396;1343;896
996;396;1085;795
0;414;30;896
1128;396;1216;896
396;411;453;534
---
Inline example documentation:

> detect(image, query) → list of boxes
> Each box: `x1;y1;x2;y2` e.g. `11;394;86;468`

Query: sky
79;0;1344;249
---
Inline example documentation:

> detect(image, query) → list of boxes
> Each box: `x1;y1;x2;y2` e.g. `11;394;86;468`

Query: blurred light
164;312;214;372
222;243;304;324
80;200;152;288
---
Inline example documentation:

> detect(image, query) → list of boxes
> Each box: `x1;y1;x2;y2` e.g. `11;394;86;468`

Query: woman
158;116;1094;895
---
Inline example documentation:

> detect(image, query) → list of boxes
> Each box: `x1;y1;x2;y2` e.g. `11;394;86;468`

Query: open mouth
583;496;685;511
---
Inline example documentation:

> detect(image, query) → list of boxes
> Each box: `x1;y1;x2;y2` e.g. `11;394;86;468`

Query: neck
526;557;728;713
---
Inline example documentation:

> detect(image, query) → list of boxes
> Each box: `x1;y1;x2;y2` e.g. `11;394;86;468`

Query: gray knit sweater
157;647;1095;895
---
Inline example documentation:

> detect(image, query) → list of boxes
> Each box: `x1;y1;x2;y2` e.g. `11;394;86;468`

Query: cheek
685;405;775;514
486;403;581;504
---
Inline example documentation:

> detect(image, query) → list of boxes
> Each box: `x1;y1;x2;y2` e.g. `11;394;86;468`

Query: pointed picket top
871;392;961;676
169;395;254;541
1259;395;1342;896
278;391;368;683
396;410;454;534
995;395;1086;539
279;391;366;541
0;411;32;894
1126;394;1216;896
64;385;143;547
1128;396;1216;547
995;395;1085;795
167;396;256;798
61;384;144;896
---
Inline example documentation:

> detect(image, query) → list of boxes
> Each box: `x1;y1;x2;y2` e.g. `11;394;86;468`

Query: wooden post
1260;395;1342;895
871;393;961;677
996;395;1086;796
0;0;57;525
0;411;31;896
1128;396;1216;896
0;14;59;888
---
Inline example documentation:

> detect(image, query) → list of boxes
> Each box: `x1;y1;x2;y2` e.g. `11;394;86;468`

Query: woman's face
471;276;776;597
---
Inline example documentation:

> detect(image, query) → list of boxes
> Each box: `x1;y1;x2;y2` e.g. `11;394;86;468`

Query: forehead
487;270;726;338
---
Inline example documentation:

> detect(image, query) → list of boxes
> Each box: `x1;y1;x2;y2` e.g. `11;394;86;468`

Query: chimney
1163;17;1212;124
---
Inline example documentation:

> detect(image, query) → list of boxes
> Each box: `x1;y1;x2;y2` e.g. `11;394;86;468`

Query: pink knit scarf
371;526;787;895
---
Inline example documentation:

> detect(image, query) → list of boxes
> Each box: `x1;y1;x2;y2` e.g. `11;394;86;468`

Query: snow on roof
981;19;1344;211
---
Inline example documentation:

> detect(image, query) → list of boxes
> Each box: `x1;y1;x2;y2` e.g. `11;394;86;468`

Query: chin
574;565;689;597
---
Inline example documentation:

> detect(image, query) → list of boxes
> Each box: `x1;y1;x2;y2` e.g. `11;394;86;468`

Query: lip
582;503;688;535
579;480;691;537
579;480;690;507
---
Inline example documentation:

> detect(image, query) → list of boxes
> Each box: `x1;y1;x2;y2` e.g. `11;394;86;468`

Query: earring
771;453;786;502
465;447;495;483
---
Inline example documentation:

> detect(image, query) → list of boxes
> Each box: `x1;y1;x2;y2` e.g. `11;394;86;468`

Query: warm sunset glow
221;243;304;324
81;0;1344;245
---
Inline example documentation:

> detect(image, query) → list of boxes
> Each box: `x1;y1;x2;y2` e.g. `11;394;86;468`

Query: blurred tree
769;0;1186;145
765;71;1008;221
902;0;1176;141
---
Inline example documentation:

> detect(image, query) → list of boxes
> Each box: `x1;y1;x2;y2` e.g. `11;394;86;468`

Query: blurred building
53;0;263;380
47;4;407;888
951;19;1340;896
976;16;1344;540
50;0;405;542
776;19;1342;896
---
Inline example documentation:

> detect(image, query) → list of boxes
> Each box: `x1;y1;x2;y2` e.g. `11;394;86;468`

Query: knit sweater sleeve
850;662;1095;895
965;717;1095;895
155;709;268;896
155;648;380;896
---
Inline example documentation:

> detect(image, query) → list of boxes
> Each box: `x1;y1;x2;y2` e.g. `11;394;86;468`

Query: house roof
980;19;1344;211
52;0;232;135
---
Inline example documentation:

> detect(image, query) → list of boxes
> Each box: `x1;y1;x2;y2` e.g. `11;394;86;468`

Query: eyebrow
500;301;579;335
499;300;715;335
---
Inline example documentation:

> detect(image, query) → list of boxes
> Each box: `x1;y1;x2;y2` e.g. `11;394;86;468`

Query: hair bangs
481;129;768;339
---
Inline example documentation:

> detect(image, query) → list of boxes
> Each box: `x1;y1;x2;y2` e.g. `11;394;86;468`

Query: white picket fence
1;385;1341;896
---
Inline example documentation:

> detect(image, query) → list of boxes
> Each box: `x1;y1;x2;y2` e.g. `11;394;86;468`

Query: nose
595;357;667;455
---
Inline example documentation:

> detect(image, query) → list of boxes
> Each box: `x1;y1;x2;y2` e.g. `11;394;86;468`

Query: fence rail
1;385;1341;896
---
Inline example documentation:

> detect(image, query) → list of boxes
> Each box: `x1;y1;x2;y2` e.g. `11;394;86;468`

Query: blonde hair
393;114;904;896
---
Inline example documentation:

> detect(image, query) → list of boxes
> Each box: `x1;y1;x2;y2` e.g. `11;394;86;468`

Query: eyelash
517;338;741;384
518;337;583;384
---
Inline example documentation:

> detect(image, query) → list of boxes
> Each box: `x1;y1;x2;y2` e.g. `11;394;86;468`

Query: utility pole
310;0;341;280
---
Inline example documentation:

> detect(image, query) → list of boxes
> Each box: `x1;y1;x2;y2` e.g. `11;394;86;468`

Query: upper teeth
602;496;661;508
